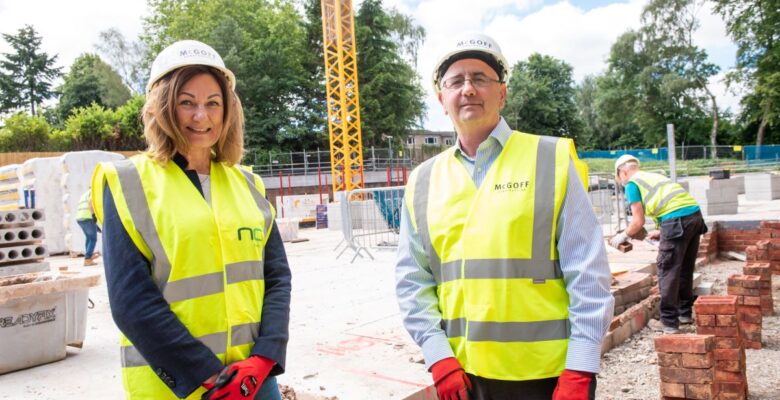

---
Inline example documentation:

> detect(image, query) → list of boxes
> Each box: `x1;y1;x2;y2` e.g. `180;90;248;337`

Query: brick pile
726;275;764;349
741;262;775;316
654;334;717;400
694;296;748;400
698;228;719;263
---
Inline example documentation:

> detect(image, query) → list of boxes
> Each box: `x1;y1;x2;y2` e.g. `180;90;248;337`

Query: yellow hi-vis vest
92;155;275;400
629;171;698;223
76;190;93;221
405;132;587;381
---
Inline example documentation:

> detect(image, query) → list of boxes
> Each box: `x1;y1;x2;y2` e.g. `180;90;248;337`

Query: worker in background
76;189;100;266
395;32;614;400
610;155;706;334
92;40;291;400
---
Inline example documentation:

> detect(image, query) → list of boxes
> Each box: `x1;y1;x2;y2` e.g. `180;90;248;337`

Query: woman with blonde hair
92;40;290;400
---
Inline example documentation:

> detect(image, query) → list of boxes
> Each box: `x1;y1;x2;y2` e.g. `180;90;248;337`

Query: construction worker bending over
395;32;614;400
610;155;706;334
92;40;291;400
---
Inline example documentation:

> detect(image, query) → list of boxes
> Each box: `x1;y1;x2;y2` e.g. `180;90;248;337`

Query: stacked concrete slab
686;176;739;216
744;172;780;201
0;209;49;277
60;151;124;255
0;164;23;211
21;157;66;254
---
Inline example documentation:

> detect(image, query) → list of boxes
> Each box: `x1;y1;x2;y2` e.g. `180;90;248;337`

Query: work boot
83;258;97;266
648;319;680;334
89;251;101;260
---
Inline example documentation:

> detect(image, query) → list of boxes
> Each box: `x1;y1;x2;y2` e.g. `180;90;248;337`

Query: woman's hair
142;65;244;165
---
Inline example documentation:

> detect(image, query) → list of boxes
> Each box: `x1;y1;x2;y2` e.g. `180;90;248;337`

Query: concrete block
695;281;715;296
745;173;780;201
0;262;50;277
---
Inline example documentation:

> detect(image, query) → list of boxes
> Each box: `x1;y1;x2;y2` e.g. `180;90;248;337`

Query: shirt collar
454;116;513;158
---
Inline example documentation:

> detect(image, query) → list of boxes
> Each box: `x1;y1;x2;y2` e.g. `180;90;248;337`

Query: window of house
406;136;414;145
424;136;438;145
444;138;454;146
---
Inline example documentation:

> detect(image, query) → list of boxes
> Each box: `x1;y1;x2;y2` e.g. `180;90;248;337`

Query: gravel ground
596;259;780;400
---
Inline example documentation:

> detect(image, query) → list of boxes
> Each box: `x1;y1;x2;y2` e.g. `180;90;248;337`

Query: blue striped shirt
394;117;614;374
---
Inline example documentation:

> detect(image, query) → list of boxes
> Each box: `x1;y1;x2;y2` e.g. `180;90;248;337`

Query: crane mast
320;0;365;193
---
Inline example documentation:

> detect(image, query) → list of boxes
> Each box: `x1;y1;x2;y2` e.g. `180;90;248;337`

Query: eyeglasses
440;74;502;90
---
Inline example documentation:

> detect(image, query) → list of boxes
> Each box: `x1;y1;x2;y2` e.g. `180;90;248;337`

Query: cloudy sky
0;0;740;131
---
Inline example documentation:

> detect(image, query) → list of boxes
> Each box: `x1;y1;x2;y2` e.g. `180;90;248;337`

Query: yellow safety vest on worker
76;191;93;221
91;155;275;399
629;171;698;222
405;132;587;381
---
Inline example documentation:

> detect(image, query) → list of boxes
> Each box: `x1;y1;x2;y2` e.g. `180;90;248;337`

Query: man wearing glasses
395;32;613;400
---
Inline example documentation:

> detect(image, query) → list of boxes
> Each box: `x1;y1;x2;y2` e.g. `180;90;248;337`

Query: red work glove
202;355;275;400
431;357;471;400
552;369;594;400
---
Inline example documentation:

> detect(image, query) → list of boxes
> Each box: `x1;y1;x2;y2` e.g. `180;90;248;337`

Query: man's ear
438;91;448;116
499;84;507;110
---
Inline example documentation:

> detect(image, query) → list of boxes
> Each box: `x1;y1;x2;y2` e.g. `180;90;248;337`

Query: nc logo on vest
237;227;265;241
494;180;530;192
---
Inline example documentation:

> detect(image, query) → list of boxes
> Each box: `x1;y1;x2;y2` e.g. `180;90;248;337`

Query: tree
503;53;581;139
57;53;132;121
641;0;721;155
94;28;149;94
0;112;51;151
0;25;62;115
143;0;322;151
355;0;425;147
575;75;605;150
714;0;780;146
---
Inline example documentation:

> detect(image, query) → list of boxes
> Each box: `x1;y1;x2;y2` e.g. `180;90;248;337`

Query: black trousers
657;211;707;328
465;374;597;400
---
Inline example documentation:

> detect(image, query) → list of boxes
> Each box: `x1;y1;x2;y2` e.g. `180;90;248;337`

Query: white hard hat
432;32;510;93
146;40;236;94
614;154;640;178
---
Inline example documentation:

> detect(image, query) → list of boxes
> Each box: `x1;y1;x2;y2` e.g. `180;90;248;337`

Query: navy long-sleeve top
101;154;291;398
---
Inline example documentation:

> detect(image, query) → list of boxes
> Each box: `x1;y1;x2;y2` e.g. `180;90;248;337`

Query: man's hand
609;232;629;248
431;357;471;400
648;230;661;240
552;369;594;400
201;355;275;400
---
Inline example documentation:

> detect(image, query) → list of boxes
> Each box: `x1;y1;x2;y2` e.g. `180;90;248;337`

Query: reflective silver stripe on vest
414;137;562;283
532;136;560;275
412;159;443;282
463;258;560;281
449;319;570;342
633;176;669;205
442;318;466;338
226;261;264;284
239;169;274;239
121;331;228;367
653;188;687;214
231;322;260;347
163;272;224;303
114;160;174;291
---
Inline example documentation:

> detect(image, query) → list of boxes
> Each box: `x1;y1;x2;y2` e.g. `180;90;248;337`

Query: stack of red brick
726;275;765;349
741;262;775;316
694;296;748;400
655;334;717;400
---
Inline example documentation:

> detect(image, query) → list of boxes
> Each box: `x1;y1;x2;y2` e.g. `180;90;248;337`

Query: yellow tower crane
320;0;365;193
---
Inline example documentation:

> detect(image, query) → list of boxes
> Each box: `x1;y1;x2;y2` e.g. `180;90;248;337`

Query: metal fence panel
335;186;405;262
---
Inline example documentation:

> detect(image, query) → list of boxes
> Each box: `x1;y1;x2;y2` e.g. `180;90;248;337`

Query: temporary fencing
335;186;405;262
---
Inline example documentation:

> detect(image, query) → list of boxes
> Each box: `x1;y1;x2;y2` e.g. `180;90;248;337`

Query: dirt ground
596;259;780;399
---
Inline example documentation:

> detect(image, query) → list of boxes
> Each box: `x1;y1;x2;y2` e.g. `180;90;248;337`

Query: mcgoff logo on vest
237;226;265;241
494;180;530;193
